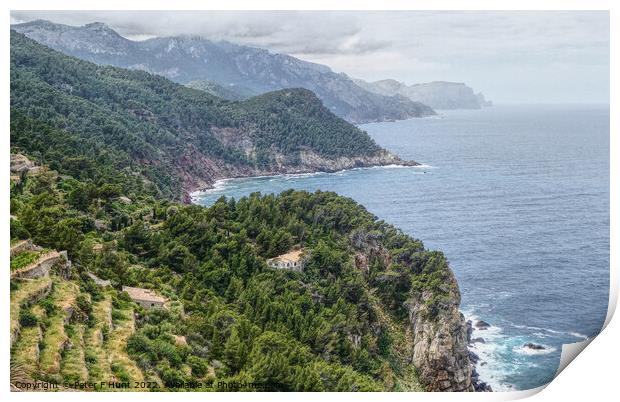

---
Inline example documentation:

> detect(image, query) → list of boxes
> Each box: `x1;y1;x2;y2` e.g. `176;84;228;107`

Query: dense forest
186;80;255;101
10;161;458;391
10;31;392;201
10;29;472;392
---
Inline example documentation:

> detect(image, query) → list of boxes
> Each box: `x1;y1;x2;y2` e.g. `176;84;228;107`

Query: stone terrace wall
10;239;39;257
11;251;63;280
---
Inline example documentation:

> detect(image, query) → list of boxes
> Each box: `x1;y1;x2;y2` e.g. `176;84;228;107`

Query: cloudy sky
11;10;610;103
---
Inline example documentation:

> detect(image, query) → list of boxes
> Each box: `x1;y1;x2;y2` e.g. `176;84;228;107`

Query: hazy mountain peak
12;18;132;58
84;21;112;31
16;19;65;29
374;78;402;85
11;19;436;123
414;81;466;87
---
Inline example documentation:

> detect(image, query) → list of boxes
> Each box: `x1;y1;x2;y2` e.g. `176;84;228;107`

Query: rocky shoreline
466;320;494;392
465;317;551;391
184;150;419;203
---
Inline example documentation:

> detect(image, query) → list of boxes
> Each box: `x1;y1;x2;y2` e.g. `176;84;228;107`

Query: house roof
122;286;166;303
268;249;306;264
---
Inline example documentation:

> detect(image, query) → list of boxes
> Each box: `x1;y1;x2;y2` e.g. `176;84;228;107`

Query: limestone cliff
350;233;473;392
406;270;474;391
355;79;491;110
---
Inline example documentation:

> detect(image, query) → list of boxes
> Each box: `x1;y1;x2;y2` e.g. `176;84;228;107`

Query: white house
266;249;307;272
122;286;166;309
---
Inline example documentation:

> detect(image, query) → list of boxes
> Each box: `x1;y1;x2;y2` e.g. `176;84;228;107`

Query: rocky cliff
355;79;491;110
406;269;474;391
351;233;474;392
182;149;415;203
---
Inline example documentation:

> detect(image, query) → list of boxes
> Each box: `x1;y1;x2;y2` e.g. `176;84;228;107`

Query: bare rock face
297;149;418;172
406;271;474;392
182;147;419;203
349;227;473;392
475;320;491;329
523;342;546;350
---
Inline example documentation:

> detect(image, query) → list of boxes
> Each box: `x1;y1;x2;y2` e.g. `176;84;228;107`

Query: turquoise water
193;105;610;391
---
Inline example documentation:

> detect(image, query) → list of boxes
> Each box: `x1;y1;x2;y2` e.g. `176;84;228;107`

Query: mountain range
12;20;437;124
10;31;414;202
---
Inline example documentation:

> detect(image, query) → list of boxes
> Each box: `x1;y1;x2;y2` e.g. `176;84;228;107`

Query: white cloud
10;10;609;103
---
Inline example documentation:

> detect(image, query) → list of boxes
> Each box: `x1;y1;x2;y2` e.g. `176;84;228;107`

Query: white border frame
2;1;616;401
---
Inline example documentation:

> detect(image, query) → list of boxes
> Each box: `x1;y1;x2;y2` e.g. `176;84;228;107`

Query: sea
193;104;610;391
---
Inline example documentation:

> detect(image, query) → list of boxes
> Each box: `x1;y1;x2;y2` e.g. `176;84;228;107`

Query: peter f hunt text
13;380;281;391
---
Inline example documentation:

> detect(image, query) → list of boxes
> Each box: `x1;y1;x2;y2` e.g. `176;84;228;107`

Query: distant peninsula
355;79;492;110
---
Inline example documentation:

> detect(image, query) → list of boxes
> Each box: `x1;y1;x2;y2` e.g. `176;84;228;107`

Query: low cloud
10;10;609;103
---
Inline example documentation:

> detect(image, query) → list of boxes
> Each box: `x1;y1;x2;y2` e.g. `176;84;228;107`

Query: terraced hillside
10;157;472;392
10;236;167;390
9;257;152;390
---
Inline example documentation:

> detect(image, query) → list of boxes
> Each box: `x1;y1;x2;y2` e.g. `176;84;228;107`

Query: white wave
514;345;557;356
346;164;432;172
568;332;588;340
511;323;589;340
366;163;435;170
382;163;425;169
464;312;502;335
470;340;515;392
192;178;237;196
191;163;434;202
282;172;323;180
463;311;517;391
462;312;589;390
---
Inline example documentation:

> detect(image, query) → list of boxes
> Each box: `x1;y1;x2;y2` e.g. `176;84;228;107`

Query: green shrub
19;310;38;327
111;309;126;322
10;251;40;271
188;355;209;378
84;349;98;365
111;363;131;383
40;298;58;316
377;329;392;358
127;333;150;354
101;325;110;343
76;294;93;319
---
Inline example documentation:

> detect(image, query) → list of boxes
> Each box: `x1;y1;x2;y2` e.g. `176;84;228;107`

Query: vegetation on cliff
11;31;390;201
12;19;437;124
10;29;468;392
10;159;460;391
